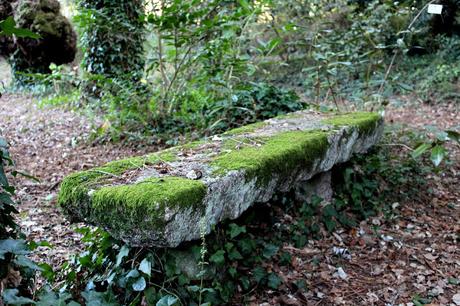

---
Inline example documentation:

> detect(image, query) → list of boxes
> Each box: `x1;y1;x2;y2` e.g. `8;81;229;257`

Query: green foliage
0;24;47;304
409;124;460;167
0;16;40;38
13;63;80;99
254;0;460;110
68;0;310;141
143;0;263;112
18;0;460;141
394;36;460;103
75;0;145;80
208;82;305;133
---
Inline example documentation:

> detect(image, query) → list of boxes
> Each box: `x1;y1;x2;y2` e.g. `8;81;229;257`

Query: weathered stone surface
59;111;384;247
294;171;332;203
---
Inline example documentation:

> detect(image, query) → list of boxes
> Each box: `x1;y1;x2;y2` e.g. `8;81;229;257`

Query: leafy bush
89;80;306;143
75;0;145;80
203;82;306;134
393;36;460;103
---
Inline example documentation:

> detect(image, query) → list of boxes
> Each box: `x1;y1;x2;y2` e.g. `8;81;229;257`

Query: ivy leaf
14;255;42;271
227;248;243;261
39;263;55;282
126;269;140;278
187;285;200;293
0;193;14;205
2;289;35;305
262;243;279;259
238;238;256;254
115;245;129;267
144;287;156;305
139;258;152;277
36;290;75;306
132;276;146;291
430;145;446;167
209;250;225;265
81;290;118;306
446;130;460;143
0;163;9;187
0;239;29;259
228;223;246;239
240;276;250;290
267;273;282;289
411;143;431;159
0;137;7;148
252;266;266;283
156;295;178;306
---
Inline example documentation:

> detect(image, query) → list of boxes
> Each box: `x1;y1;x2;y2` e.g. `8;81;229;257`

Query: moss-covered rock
211;130;330;186
322;112;382;135
0;0;77;81
59;110;384;247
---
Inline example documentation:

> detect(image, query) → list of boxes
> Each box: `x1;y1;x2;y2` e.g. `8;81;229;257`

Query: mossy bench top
59;111;383;247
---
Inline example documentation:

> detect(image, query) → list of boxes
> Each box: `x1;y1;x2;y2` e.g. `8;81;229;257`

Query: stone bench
58;111;383;248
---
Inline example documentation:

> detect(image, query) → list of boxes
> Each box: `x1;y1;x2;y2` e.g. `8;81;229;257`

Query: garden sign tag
427;4;443;14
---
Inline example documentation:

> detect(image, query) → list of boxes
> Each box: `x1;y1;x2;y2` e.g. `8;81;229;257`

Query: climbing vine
75;0;145;80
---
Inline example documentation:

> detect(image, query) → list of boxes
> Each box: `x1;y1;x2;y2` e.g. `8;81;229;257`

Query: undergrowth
19;126;439;306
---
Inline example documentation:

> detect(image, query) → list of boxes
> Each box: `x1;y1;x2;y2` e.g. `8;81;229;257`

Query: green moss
221;112;305;137
210;130;330;186
58;149;177;215
90;177;207;232
272;112;304;120
322;112;381;134
222;121;267;136
180;139;207;150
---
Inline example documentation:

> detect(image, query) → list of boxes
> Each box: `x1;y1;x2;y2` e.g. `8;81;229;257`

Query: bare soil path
0;93;458;305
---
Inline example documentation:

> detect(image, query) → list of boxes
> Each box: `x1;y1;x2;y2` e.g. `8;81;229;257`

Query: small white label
427;4;443;14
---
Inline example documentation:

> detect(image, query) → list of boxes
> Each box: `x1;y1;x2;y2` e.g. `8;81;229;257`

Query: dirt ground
0;92;458;305
0;93;162;268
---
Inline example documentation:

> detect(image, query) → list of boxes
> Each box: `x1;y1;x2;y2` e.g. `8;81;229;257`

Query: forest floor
0;93;459;305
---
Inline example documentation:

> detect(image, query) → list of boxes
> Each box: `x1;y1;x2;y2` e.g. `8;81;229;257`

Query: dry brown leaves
249;102;460;305
0;93;458;305
0;93;161;269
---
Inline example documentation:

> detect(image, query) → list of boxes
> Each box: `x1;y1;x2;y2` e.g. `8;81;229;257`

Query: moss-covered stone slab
59;111;384;247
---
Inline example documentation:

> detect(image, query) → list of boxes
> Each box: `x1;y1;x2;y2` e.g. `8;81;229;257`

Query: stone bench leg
294;171;332;203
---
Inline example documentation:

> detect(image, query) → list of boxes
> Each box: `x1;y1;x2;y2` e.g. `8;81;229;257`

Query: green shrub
75;0;145;80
